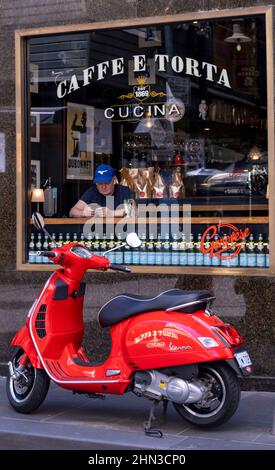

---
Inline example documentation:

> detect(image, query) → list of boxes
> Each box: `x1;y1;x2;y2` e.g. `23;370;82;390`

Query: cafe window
16;8;274;273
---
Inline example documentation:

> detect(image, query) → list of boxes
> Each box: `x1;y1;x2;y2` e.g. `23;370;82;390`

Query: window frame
15;6;275;275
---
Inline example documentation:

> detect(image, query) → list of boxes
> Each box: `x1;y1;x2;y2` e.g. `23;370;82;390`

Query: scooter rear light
214;324;244;347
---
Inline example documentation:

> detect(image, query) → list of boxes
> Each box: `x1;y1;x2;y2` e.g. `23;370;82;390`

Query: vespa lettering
169;343;192;351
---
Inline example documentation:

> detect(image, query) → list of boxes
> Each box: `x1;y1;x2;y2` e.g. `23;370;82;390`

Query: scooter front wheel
6;349;50;413
173;362;240;428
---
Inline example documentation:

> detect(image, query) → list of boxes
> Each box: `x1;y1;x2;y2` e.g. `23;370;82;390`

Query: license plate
235;350;252;368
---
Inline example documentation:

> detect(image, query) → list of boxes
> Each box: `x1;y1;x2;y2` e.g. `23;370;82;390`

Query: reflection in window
24;15;269;269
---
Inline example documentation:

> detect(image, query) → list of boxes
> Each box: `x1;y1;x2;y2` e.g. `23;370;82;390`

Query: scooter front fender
11;325;43;369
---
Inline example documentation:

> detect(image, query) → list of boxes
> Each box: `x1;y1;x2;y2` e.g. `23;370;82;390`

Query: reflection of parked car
198;171;250;196
184;168;221;196
185;162;268;197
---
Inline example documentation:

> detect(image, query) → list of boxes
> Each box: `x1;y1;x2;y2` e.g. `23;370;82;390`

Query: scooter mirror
32;212;45;231
126;232;142;248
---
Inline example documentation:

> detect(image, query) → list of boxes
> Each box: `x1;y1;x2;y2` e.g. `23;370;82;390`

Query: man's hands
82;205;96;217
82;206;123;218
70;201;127;218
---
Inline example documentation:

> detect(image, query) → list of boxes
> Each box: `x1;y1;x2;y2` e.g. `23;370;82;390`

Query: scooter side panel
29;273;85;360
11;325;43;368
122;310;234;370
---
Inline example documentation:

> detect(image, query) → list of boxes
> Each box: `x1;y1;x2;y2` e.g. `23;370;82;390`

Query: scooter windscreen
70;245;92;258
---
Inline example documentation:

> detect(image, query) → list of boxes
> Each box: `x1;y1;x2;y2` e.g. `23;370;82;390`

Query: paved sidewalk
0;377;275;450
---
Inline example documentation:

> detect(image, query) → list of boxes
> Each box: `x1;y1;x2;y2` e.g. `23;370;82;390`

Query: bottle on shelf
57;233;63;248
80;233;85;247
100;235;107;258
211;234;220;267
115;233;124;264
43;177;55;217
28;233;36;264
265;237;270;267
179;234;187;266
220;233;229;268
231;241;239;268
48;233;56;264
65;233;70;244
187;233;195;266
139;233;148;265
52;186;58;215
93;233;100;255
49;233;56;249
73;233;78;243
106;233;116;264
195;233;204;266
256;233;265;268
247;234;256;268
42;234;49;264
147;234;155;265
203;233;212;267
86;233;92;251
124;238;132;265
155;234;163;266
36;233;42;264
239;237;248;267
171;234;179;266
132;234;140;265
163;234;171;266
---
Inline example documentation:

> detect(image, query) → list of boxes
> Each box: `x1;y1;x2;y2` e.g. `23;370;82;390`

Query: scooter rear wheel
173;362;240;428
6;349;50;413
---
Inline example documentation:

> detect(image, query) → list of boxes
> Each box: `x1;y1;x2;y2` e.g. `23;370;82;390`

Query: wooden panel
191;205;268;211
30;216;269;225
16;31;25;270
16;6;271;38
18;264;274;277
266;7;275;272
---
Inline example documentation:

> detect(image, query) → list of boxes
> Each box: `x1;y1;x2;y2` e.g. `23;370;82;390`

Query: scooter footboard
11;325;43;369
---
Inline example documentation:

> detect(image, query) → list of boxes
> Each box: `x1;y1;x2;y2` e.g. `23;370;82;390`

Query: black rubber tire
173;362;240;428
6;349;50;414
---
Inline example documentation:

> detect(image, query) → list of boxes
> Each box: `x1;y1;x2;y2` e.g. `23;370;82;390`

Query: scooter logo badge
201;223;250;260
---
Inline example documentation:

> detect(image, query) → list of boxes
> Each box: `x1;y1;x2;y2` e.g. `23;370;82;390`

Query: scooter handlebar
109;263;131;273
37;251;57;258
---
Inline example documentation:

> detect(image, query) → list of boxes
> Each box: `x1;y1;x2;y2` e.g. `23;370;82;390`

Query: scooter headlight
70;246;92;258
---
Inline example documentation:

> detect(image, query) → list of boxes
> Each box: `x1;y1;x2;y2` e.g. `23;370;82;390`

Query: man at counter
69;163;133;218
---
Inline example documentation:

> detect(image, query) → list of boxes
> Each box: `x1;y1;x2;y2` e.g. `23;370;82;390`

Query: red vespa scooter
6;213;252;436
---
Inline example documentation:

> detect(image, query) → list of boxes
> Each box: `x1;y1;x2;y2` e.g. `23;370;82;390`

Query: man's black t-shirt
80;184;132;209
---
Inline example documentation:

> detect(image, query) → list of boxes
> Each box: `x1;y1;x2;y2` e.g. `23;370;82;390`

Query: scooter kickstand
144;400;163;438
162;400;168;421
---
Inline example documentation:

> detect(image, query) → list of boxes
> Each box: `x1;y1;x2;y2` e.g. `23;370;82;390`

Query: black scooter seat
98;289;210;328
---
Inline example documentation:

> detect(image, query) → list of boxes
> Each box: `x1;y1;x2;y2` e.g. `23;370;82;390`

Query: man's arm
69;200;94;218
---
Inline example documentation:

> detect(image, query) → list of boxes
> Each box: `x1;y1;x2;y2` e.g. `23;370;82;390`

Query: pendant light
224;23;251;44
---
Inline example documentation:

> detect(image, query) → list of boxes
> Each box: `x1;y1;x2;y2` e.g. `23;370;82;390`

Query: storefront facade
0;0;275;388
